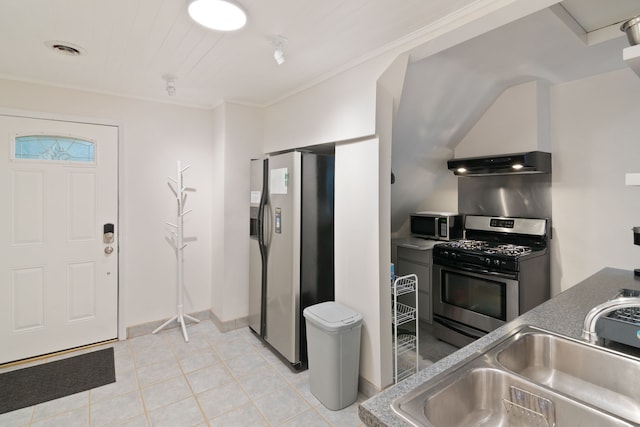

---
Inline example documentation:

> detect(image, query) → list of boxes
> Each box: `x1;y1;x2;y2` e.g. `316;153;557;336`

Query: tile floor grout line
26;403;35;427
216;330;310;426
176;332;220;427
287;379;336;426
166;324;254;426
87;388;92;427
128;335;153;427
251;344;329;426
210;328;270;426
217;354;273;426
219;336;279;426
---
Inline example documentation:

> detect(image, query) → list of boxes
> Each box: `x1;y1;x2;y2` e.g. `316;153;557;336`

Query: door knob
104;246;114;255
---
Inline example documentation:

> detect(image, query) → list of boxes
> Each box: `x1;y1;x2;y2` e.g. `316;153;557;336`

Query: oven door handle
435;317;486;340
434;260;517;280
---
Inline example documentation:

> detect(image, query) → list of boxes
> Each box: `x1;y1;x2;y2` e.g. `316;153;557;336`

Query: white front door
0;115;118;364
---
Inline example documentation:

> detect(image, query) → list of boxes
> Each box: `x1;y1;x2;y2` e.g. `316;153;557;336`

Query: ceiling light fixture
187;0;247;31
271;35;288;65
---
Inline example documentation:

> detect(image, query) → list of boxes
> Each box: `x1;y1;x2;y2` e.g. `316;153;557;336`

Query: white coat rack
153;160;200;342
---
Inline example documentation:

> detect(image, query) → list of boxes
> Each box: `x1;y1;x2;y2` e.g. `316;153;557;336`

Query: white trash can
303;301;363;410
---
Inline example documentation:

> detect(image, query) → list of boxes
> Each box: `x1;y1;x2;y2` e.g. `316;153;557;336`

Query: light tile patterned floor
0;320;366;427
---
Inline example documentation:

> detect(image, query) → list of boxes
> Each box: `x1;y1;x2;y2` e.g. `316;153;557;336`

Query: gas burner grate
492;244;532;256
447;239;488;250
442;240;534;257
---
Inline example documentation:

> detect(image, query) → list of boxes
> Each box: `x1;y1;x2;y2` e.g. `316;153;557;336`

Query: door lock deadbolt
103;223;115;244
103;223;115;254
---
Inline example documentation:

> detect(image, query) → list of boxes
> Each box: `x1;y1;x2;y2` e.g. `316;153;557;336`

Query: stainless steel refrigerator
249;150;335;370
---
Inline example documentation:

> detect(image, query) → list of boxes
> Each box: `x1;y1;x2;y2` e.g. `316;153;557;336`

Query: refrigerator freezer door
248;159;266;336
265;151;301;364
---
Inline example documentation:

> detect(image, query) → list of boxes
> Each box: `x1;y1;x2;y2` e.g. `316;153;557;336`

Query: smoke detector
45;40;86;56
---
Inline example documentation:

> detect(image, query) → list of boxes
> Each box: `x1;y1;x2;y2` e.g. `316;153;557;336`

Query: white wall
210;105;226;320
263;54;392;153
0;79;215;329
551;68;640;291
375;85;393;389
212;103;263;324
455;80;550;157
334;138;384;389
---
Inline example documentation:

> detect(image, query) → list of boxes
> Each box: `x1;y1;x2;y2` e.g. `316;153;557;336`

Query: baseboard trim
126;310;211;339
208;310;249;332
358;375;380;399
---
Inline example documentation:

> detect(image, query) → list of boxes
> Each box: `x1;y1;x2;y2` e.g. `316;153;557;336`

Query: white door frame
0;107;127;341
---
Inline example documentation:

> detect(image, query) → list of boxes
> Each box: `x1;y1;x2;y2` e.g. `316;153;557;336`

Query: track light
187;0;247;31
274;48;285;65
163;75;177;96
271;35;288;65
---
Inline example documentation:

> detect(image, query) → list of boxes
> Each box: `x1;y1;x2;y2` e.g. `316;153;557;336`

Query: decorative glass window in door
14;135;95;163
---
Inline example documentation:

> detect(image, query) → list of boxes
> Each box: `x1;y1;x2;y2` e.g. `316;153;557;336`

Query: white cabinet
397;246;432;323
392;274;418;383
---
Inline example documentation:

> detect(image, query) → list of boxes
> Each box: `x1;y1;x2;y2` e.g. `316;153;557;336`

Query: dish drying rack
503;386;556;427
392;274;418;383
597;288;640;349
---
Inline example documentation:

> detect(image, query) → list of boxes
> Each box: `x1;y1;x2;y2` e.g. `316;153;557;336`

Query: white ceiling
0;0;478;108
561;0;640;32
0;1;638;109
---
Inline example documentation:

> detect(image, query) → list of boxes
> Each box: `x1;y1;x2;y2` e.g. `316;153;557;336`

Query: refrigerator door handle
263;201;273;249
257;199;265;245
260;158;271;250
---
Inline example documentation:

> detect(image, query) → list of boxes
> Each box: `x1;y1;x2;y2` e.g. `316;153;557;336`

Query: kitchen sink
392;325;640;426
496;330;640;423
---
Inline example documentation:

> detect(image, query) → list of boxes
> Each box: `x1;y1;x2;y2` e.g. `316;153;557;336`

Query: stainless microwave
410;212;462;241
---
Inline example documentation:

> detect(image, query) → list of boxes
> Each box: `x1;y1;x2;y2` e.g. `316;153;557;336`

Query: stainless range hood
447;151;551;176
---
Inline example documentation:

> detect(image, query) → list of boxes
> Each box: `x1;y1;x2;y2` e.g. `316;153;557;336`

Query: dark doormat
0;347;115;414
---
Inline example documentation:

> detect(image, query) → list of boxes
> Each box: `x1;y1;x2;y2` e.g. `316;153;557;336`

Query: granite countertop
359;267;640;426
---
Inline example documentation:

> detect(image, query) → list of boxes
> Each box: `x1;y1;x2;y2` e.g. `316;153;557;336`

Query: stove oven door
432;262;519;346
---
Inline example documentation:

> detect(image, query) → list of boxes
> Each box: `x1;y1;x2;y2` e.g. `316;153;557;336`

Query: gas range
431;215;551;347
433;216;549;273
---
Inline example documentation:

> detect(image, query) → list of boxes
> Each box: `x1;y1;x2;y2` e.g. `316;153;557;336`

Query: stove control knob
485;258;491;265
494;259;500;266
451;253;456;259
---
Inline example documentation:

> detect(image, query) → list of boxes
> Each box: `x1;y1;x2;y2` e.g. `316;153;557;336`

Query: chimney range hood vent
448;151;551;176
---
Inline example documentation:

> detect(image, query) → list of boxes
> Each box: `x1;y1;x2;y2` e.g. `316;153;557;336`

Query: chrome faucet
582;296;640;344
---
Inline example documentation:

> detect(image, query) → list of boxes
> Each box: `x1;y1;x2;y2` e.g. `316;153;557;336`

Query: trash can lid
303;301;363;332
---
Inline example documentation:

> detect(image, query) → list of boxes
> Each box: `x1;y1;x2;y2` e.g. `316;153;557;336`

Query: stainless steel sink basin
496;329;640;423
392;325;640;426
